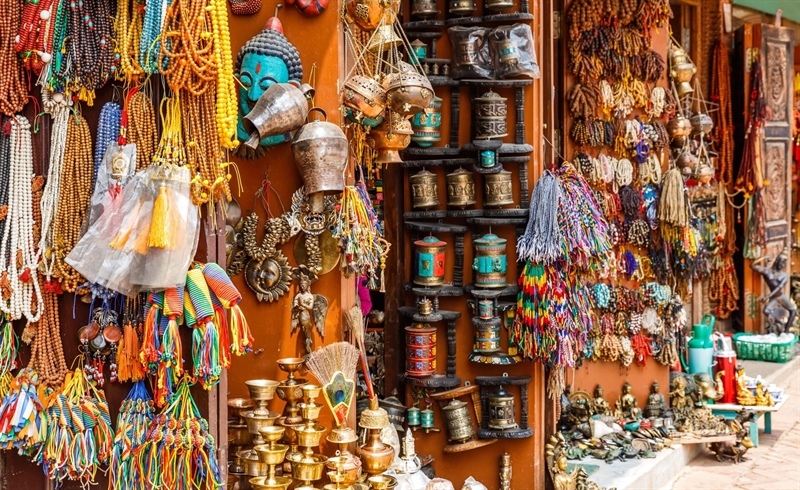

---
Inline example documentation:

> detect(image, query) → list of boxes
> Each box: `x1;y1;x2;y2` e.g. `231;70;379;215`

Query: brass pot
484;169;514;207
411;0;439;17
383;70;434;117
666;115;692;139
343;75;387;120
369;112;413;164
409;169;439;209
446;167;476;208
358;428;395;476
690;113;714;136
292;108;348;195
345;0;399;31
474;90;508;140
243;83;311;150
441;399;473;443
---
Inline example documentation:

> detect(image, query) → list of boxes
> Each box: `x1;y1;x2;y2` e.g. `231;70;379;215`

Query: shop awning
733;0;800;24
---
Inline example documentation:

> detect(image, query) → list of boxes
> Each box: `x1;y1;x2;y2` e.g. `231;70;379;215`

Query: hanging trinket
370;111;414;164
414;236;446;286
109;381;155;489
484;169;514;207
410;169;440;209
383;63;435;117
446;167;477;208
332;182;388;284
473;233;507;288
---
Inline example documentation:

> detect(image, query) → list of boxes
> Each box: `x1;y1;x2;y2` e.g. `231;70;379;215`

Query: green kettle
688;314;715;349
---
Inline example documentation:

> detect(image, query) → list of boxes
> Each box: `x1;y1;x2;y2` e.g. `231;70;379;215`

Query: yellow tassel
148;184;172;249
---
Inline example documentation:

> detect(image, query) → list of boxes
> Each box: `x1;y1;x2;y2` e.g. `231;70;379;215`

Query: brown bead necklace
0;0;28;116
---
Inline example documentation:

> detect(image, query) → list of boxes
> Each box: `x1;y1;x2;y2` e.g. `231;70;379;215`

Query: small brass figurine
546;433;606;490
592;385;610;416
499;453;512;490
755;383;774;407
618;381;638;417
735;366;757;406
751;252;797;333
644;381;667;419
291;267;328;355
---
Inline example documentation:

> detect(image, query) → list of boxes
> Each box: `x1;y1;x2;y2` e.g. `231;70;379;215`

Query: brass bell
485;0;513;12
291;108;349;195
411;0;439;17
366;24;403;54
446;167;476;208
243;83;312;150
449;0;475;15
409;169;440;209
669;44;696;98
484;169;514;207
474;90;508;140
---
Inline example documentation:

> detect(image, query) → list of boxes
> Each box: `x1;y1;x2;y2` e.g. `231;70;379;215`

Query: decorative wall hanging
291;266;329;355
239;212;293;302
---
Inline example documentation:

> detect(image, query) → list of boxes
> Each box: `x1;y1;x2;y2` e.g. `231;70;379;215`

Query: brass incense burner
343;75;387;121
326;428;361;486
369;112;413;164
669;44;696;98
383;69;434;118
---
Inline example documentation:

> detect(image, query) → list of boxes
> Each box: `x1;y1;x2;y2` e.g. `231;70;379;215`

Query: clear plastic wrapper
489;24;541;79
88;143;137;226
425;479;456;490
460;477;487;490
66;164;199;295
448;27;494;79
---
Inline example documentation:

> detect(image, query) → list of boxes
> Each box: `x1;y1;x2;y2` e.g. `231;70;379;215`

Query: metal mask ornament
239;212;293;303
235;15;303;156
290;266;329;355
288;187;339;275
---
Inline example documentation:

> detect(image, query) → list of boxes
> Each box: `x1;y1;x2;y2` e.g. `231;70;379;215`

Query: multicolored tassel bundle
141;288;185;406
186;268;223;389
0;316;18;375
332;182;386;283
0;367;46;452
202;262;253;356
132;379;223;490
37;367;113;484
514;163;610;398
109;381;155;490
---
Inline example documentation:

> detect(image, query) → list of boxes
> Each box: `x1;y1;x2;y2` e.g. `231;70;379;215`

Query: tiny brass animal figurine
291;267;328;355
751;252;797;334
708;412;756;463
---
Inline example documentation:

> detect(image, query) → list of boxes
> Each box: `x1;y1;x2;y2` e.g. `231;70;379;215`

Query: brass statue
751;252;796;333
735;367;757;406
618;382;638;418
755;383;774;407
546;433;607;490
709;412;755;463
643;381;667;419
290;267;328;355
714;371;726;401
592;385;610;416
670;377;689;410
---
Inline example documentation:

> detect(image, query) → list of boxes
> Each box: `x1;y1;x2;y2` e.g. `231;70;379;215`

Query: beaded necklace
94;102;122;187
15;0;55;74
114;0;145;81
139;0;169;74
29;291;68;386
0;0;28;116
0;117;42;322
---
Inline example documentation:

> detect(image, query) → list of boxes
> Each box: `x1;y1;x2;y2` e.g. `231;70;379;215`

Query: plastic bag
448;27;494;79
461;477;487;490
426;479;455;490
88;143;137;226
489;24;541;79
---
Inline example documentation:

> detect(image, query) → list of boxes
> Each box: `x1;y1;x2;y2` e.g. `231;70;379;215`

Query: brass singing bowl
254;443;290;465
250;475;293;490
246;380;280;402
292;454;329;481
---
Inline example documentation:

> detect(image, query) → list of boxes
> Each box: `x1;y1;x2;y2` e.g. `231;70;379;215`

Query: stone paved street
667;356;800;490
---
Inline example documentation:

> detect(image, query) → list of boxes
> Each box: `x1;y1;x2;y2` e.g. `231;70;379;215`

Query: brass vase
357;398;395;477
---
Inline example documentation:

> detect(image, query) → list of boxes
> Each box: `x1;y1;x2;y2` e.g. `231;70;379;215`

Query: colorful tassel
148;184;173;249
109;381;154;490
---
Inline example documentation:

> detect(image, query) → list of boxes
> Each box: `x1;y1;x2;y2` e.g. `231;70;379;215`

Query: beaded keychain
132;379;223;490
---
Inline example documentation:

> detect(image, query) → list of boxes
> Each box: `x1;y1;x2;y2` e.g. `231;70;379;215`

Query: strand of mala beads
14;0;55;74
712;40;734;185
29;291;69;387
139;0;167;73
0;0;28;116
209;0;238;149
0;116;42;322
0;118;10;220
126;90;158;171
93;102;122;187
132;379;223;490
0;367;46;452
109;381;154;490
160;0;218;93
181;89;231;205
53;114;93;293
38;366;113;484
114;0;145;81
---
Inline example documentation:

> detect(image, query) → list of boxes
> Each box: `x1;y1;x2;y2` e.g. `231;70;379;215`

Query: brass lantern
484;169;514;207
369;112;413;164
343;75;387;120
409;169;440;209
446;167;476;208
474;90;508;140
669;44;696;98
366;24;404;54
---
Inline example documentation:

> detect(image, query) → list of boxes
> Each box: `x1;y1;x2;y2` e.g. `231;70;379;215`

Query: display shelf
466;215;527;226
403;147;463;157
465;284;519;297
447;209;485;218
403;20;446;30
404;374;463;389
444;16;484;26
481;12;534;22
401;157;475;167
461;142;534;154
404;210;449;220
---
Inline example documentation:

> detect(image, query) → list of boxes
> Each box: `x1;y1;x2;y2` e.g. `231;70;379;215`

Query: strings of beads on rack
114;0;146;81
124;89;158;171
0;1;28;116
14;0;55;74
29;291;69;387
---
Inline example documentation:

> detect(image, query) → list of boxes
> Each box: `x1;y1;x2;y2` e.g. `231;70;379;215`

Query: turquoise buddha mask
238;55;293;147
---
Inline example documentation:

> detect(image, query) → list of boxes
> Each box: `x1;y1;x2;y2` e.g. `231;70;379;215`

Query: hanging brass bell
446;167;476;208
409;169;440;209
669;44;696;98
243;84;312;150
485;0;513;12
484;169;514;207
411;0;439;17
291;108;349;194
366;24;403;54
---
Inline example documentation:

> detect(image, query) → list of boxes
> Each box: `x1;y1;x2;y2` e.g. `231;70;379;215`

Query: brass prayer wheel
474;90;508;140
410;169;440;209
449;0;475;15
405;323;437;378
411;96;442;147
496;38;521;68
411;0;439;17
446;167;476;208
485;0;513;12
413;236;446;286
418;297;433;315
441;399;474;443
456;40;480;66
488;385;517;430
380;396;408;431
484;169;514;207
472;233;507;288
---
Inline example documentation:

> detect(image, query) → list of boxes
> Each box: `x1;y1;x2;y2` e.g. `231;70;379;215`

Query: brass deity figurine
643;381;667;419
291;267;328;355
546;433;606;490
592;385;610;416
618;382;638;418
735;366;757;406
755;383;774;407
751;252;797;333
